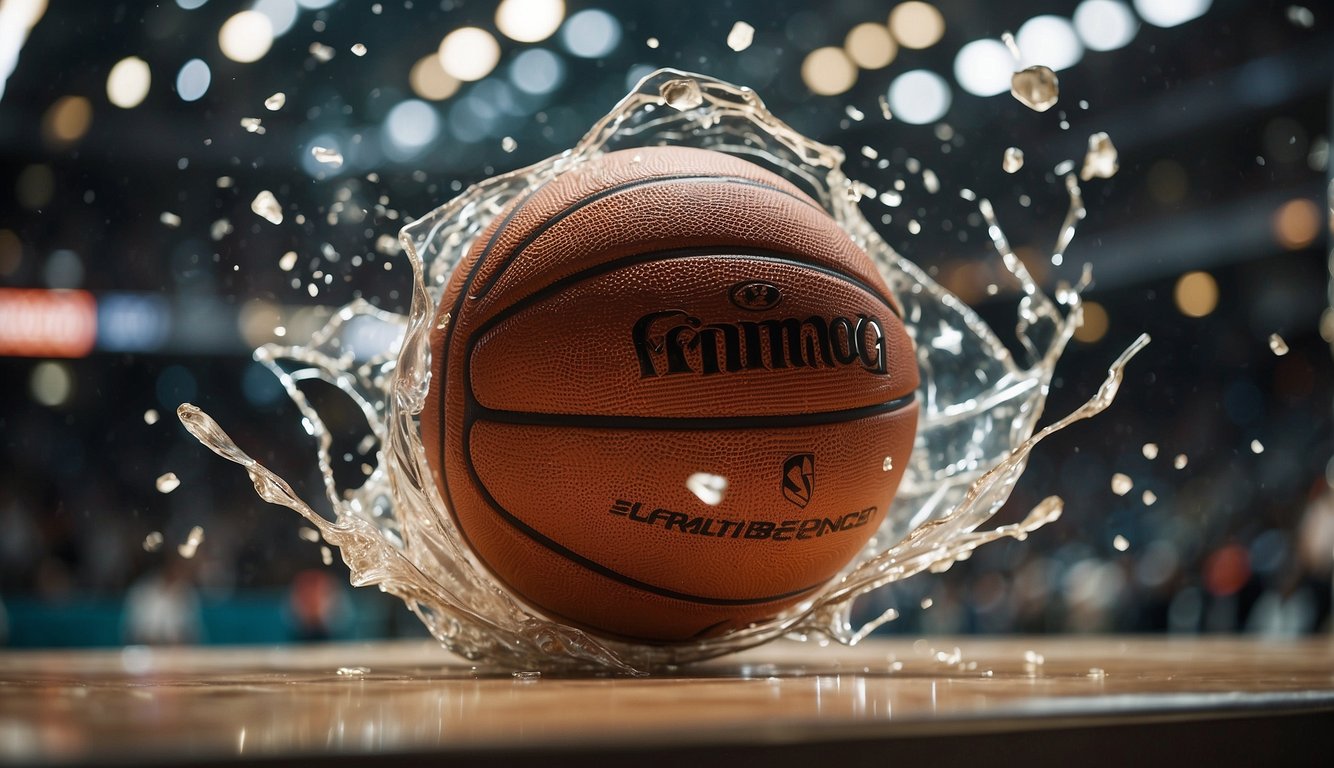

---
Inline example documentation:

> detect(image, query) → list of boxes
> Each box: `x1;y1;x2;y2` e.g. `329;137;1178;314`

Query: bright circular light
438;27;501;82
175;58;211;102
510;48;565;95
296;0;336;8
496;0;565;43
410;54;460;101
253;0;299;37
1174;271;1218;317
106;56;151;108
889;2;945;49
1133;0;1212;28
219;11;274;63
887;69;952;124
844;23;897;70
801;47;857;96
44;96;92;144
384;99;439;148
1074;0;1138;51
953;38;1013;96
561;9;621;58
30;361;73;408
1017;15;1083;71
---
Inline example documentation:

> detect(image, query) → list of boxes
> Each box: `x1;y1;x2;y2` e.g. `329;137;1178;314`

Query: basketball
420;146;919;642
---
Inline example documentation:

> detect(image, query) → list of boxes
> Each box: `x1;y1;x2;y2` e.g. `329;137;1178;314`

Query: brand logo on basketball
729;281;782;311
632;311;889;377
782;453;815;508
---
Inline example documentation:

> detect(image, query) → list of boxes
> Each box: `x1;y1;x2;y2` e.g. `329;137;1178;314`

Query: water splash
182;69;1146;672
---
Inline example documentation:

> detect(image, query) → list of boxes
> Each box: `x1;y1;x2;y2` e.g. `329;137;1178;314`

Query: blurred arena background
0;0;1331;646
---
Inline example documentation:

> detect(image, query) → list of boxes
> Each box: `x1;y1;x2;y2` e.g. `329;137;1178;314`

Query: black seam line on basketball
467;172;827;303
458;421;828;607
435;181;549;551
472;394;917;431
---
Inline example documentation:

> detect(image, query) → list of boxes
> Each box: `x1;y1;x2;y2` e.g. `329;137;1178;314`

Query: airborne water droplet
309;42;335;62
251;190;283;225
1079;132;1119;180
311;146;344;167
156;472;181;493
660;78;703;111
726;21;754;52
240;117;265;134
1268;333;1290;356
1141;490;1157;506
144;409;159;425
299;527;321;542
1110;472;1133;495
1142;442;1159;460
1173;454;1189;470
1010;65;1059;112
321;546;333;565
177;526;205;559
501;136;517;153
1113;534;1129;551
278;250;298;271
1287;5;1315;28
1250;439;1265;454
142;531;163;552
159;212;181;228
1003;147;1025;173
264;92;286;111
350;43;367;57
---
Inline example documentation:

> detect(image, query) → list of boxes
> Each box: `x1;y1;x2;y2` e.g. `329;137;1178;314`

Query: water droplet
1141;490;1157;506
159;211;181;228
1113;534;1129;551
1079;131;1119;180
920;597;934;609
251;190;283;225
1142;442;1159;460
1250;439;1265;454
1003;147;1025;173
264;92;286;111
142;531;163;552
320;546;333;565
660;78;703;111
1173;453;1189;470
922;169;939;193
143;409;159;425
210;218;233;241
501;136;517;153
311;146;344;167
350;43;367;57
216;176;233;188
1011;65;1059;112
882;456;894;471
336;666;369;677
686;472;728;506
1023;650;1045;665
726;21;754;52
278;251;298;271
878;94;892;120
879;190;902;207
1088;667;1106;680
1110;472;1133;495
512;670;541;682
861;145;879;160
240;117;264;134
309;42;335;62
646;37;659;49
436;312;452;330
298;527;321;542
845;104;865;122
156;472;181;494
1268;333;1289;356
177;526;205;559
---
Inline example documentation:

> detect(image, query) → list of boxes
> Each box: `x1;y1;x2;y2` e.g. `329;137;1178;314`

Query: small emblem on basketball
781;453;815;508
730;281;782;311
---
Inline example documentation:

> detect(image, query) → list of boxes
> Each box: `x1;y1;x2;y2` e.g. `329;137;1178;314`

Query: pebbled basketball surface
421;146;920;642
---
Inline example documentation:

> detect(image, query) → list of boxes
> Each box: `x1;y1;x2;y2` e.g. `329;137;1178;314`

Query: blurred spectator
122;559;202;645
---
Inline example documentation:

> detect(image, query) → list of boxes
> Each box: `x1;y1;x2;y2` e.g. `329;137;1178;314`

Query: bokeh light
1074;301;1110;343
409;54;460;101
888;2;945;50
887;69;951;124
106;56;150;108
42;95;92;146
496;0;565;43
1074;0;1138;52
844;23;896;70
175;59;211;102
561;9;621;59
383;99;439;152
510;48;565;95
1017;15;1084;71
218;11;274;63
801;47;856;96
29;361;73;408
253;0;299;37
1133;0;1212;28
1174;271;1219;317
1272;198;1320;250
953;39;1013;97
438;27;501;82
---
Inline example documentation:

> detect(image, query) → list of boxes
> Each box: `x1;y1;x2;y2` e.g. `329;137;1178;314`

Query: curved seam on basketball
467;173;829;303
473;395;917;431
434;182;549;565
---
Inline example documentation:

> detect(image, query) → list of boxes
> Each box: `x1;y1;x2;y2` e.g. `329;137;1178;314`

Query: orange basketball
420;146;919;642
